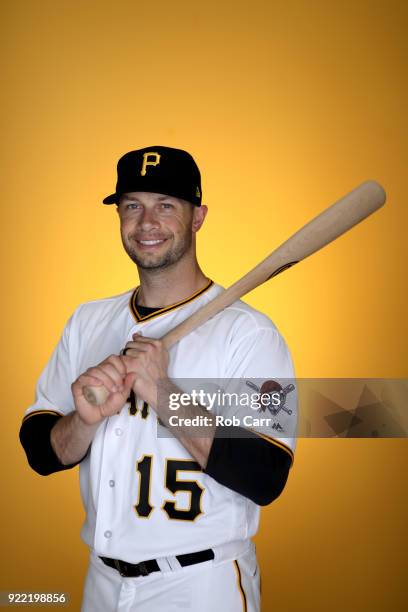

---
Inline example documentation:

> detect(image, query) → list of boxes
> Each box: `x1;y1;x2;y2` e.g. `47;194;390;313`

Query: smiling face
117;192;207;270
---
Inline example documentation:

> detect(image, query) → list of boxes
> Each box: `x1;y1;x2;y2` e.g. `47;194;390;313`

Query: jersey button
109;480;115;487
114;428;123;436
104;530;112;538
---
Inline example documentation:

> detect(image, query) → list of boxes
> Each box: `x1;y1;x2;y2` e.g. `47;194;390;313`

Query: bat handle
83;384;110;407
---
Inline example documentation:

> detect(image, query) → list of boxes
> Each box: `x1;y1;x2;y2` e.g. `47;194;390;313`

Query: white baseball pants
81;541;260;611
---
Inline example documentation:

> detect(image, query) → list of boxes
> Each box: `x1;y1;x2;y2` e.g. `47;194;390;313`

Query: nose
138;208;160;232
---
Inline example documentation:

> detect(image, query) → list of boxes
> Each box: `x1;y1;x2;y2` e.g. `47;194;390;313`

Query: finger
73;374;103;389
124;371;137;390
85;366;122;394
124;341;149;354
105;354;127;377
112;370;137;395
72;375;104;399
121;354;144;372
126;337;161;350
126;338;152;348
131;334;160;346
98;362;127;387
122;349;142;360
100;372;138;414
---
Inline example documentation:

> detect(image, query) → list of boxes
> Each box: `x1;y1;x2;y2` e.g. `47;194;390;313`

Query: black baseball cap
103;146;202;206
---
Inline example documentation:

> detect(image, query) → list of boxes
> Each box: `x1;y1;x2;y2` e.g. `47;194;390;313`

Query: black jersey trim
129;279;214;323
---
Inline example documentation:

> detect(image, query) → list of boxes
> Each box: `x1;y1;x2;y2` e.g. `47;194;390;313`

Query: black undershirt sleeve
203;426;292;506
19;413;88;476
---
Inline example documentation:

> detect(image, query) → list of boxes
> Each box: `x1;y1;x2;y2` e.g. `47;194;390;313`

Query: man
20;146;297;611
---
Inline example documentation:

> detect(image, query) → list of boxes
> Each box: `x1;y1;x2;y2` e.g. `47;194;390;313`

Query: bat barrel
278;180;386;263
164;180;385;348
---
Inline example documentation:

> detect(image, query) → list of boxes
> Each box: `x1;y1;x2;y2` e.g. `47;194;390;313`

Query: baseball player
19;146;297;611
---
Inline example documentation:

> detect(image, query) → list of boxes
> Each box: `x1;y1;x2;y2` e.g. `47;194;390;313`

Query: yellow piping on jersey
129;279;214;323
22;409;64;423
249;429;295;465
233;560;248;612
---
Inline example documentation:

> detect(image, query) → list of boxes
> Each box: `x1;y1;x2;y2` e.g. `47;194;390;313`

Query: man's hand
72;355;137;425
122;333;170;409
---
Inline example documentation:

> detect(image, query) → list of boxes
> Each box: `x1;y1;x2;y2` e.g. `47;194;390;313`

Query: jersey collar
129;279;214;323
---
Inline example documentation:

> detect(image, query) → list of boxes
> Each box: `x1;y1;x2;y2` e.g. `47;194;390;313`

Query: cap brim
102;193;118;204
102;187;201;206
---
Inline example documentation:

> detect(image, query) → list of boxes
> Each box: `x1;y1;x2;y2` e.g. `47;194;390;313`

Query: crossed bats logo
245;380;295;417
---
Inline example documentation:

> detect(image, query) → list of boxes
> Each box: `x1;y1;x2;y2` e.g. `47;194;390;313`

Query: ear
192;205;208;233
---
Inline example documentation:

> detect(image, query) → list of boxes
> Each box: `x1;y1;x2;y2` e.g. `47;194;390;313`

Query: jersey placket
93;323;153;555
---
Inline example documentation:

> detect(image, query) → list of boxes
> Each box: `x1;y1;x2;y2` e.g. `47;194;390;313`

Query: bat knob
83;385;109;406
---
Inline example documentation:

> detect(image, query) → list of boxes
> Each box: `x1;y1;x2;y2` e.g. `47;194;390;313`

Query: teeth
138;240;165;245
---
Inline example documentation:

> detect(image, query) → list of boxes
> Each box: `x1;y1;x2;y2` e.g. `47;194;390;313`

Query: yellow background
1;0;407;610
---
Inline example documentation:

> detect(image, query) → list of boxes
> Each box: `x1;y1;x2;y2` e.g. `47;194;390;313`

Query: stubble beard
124;231;193;270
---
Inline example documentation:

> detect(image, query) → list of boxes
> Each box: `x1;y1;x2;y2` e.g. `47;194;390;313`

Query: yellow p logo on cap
141;152;161;176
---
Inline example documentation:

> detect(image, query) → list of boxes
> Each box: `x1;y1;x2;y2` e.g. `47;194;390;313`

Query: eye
161;203;174;209
125;203;141;210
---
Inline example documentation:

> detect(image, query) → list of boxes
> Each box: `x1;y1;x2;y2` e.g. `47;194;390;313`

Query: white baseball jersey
23;280;296;564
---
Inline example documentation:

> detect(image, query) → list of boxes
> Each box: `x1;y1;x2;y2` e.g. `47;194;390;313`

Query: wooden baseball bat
83;180;386;406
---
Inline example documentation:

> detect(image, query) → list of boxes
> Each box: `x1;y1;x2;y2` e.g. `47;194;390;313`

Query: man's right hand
71;355;136;425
